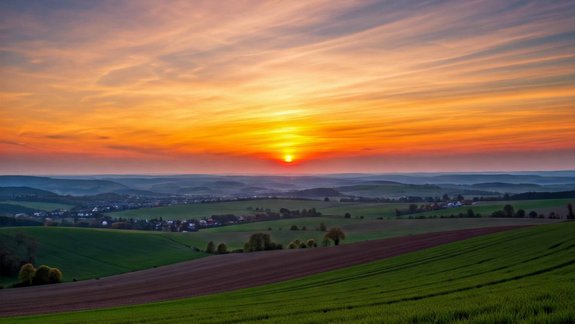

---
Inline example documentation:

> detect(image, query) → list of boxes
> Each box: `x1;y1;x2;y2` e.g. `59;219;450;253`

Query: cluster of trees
490;205;527;218
15;263;62;287
290;222;327;231
0;232;37;278
205;241;229;254
279;208;322;218
204;227;347;254
288;239;317;249
243;233;283;252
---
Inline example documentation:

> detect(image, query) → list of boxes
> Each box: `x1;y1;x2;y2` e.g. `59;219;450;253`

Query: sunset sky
1;0;574;174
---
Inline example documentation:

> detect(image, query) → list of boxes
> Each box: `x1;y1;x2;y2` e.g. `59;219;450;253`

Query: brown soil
0;226;524;317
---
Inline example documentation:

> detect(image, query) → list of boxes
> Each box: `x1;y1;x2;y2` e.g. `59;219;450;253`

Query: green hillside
0;201;75;211
0;227;206;285
11;222;575;323
411;198;574;218
108;199;347;220
108;198;573;222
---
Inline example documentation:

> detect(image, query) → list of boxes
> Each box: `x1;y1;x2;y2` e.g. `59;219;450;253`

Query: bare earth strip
0;226;524;317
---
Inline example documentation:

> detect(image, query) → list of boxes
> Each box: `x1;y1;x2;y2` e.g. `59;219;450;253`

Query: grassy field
10;222;575;323
107;198;573;222
0;227;206;286
194;217;557;249
107;199;349;220
1;218;557;286
0;201;75;211
410;198;574;218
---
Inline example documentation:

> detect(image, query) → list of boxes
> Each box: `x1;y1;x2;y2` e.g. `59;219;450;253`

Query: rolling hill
4;222;574;322
0;227;206;285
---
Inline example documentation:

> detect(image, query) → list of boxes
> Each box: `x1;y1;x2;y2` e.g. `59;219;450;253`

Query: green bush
48;267;63;283
206;241;215;254
216;243;228;254
18;263;36;286
33;265;51;285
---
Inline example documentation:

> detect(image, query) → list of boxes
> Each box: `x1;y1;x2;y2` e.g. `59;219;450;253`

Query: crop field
411;198;574;218
108;199;346;220
108;198;573;222
0;227;206;286
1;218;557;286
196;217;557;248
7;222;574;323
0;201;75;211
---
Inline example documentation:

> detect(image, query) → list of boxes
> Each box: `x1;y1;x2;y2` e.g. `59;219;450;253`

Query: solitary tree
528;210;538;218
319;222;327;231
503;204;515;218
216;243;228;254
206;241;215;254
48;268;63;284
568;203;574;220
324;228;346;246
18;263;35;286
344;213;351;219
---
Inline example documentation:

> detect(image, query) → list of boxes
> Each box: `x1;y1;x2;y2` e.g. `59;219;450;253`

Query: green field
1;218;557;286
0;201;75;211
10;222;575;323
0;227;206;285
107;198;573;222
410;198;574;218
197;217;557;249
108;199;349;220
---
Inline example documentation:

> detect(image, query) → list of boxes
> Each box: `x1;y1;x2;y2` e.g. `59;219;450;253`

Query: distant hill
0;203;37;216
282;188;343;198
509;190;575;200
0;176;129;196
0;186;58;200
336;183;494;198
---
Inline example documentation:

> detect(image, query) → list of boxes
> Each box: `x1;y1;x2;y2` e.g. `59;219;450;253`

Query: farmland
107;198;573;221
409;198;574;218
0;227;206;286
6;222;574;323
0;218;557;287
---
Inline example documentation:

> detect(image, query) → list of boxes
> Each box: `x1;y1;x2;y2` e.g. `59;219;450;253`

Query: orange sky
1;1;574;174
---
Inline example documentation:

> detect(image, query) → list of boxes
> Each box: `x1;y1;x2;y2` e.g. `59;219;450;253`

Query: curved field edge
8;222;575;323
0;227;207;285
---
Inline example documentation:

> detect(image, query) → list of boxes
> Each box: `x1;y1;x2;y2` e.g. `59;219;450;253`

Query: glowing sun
283;154;294;163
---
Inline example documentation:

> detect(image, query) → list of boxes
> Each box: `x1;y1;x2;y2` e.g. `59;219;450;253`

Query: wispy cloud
1;0;574;173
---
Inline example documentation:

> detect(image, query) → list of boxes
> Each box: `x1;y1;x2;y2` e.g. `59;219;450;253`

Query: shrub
18;263;36;286
290;225;299;231
299;242;307;249
216;243;228;254
344;213;351;219
32;265;51;285
322;237;331;247
206;241;215;254
319;222;327;231
306;239;317;248
48;268;63;283
288;242;298;249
